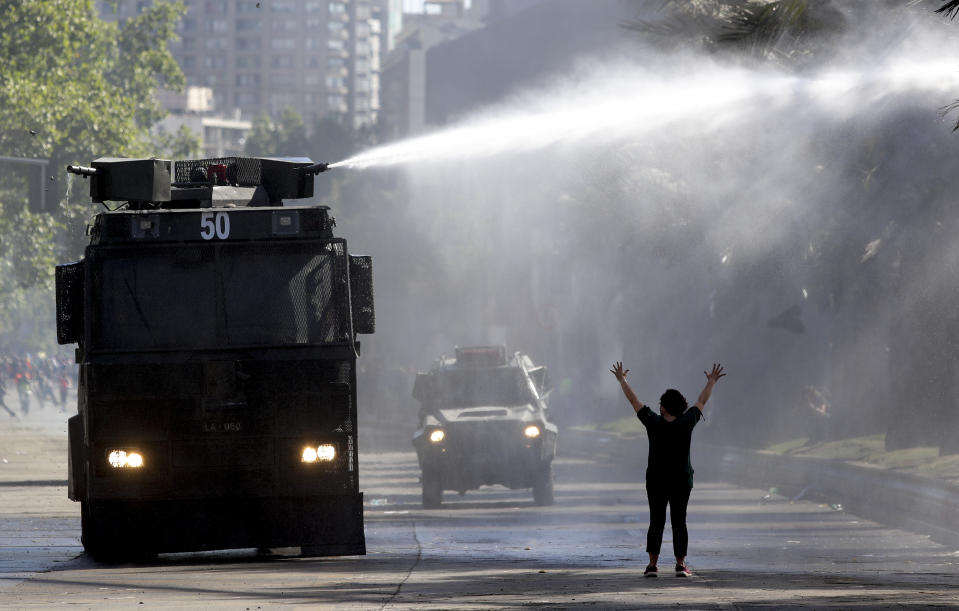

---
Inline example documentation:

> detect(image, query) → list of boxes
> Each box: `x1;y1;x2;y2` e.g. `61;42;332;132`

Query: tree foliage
717;0;846;60
0;0;185;350
312;114;374;164
244;107;375;165
0;1;186;177
154;124;203;159
243;113;279;156
244;108;310;156
622;0;847;66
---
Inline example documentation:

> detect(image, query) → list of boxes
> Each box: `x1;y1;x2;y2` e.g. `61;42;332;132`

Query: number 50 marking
200;211;231;240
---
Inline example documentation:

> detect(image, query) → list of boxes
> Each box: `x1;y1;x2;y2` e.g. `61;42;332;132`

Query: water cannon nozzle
66;165;100;178
301;162;330;175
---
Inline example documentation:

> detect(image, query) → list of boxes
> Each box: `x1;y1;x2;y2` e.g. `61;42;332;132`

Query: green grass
762;434;959;485
766;437;811;454
593;416;643;436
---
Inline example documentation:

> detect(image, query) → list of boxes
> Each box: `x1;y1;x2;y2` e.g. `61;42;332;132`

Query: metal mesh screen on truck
251;242;350;345
90;241;352;350
174;157;261;186
55;262;84;344
348;255;374;334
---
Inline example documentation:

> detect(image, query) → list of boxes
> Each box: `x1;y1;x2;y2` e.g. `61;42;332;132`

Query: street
1;408;957;609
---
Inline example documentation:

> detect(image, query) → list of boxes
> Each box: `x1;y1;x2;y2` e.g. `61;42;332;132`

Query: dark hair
660;388;688;417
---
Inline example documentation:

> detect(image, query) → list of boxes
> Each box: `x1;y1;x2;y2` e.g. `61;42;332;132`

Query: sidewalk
0;391;82;590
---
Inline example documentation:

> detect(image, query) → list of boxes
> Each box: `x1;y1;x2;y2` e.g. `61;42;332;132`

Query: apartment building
153;87;252;158
381;0;642;139
380;0;481;139
102;0;385;130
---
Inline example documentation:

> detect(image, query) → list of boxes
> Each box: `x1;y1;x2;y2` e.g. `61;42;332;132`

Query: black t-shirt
637;404;702;488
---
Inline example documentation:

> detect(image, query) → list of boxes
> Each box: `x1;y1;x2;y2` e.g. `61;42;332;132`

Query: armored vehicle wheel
421;469;443;508
532;463;554;506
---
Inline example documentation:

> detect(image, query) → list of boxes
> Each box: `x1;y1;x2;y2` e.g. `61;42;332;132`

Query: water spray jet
330;57;959;173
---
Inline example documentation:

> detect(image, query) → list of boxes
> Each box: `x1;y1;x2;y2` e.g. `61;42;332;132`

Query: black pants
645;478;692;558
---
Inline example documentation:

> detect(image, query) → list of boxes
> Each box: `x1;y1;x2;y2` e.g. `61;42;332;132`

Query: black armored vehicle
411;345;557;507
56;156;374;559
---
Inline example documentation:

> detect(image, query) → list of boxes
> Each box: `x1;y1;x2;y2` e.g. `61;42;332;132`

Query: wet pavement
1;397;957;609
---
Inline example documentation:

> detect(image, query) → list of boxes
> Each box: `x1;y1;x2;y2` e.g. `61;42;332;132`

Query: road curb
559;427;959;547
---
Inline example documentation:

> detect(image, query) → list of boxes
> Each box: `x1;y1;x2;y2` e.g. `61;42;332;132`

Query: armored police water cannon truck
412;345;558;508
56;156;373;560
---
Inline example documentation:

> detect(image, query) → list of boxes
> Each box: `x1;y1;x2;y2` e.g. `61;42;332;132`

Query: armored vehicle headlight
524;425;541;439
108;449;144;469
302;443;337;463
429;429;446;443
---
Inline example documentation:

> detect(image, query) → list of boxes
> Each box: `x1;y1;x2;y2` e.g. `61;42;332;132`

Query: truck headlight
524;425;541;439
316;443;336;461
108;449;144;469
302;443;336;463
429;429;445;443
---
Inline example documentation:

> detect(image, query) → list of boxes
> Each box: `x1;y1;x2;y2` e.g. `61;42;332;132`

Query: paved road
1;404;957;609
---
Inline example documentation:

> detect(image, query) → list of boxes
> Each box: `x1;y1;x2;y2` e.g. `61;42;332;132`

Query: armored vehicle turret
56;156;373;560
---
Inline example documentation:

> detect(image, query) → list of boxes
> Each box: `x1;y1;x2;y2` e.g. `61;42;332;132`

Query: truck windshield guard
431;367;536;407
90;241;349;350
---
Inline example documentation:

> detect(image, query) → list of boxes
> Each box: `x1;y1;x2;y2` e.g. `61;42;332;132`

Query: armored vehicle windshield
429;367;537;407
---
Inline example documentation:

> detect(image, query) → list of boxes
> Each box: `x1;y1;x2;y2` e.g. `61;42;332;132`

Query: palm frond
619;0;720;39
939;99;959;130
718;0;809;56
621;16;704;38
936;0;959;19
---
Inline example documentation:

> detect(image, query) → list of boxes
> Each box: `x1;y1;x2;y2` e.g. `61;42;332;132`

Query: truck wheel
421;469;443;508
532;463;554;506
81;501;118;561
80;501;92;549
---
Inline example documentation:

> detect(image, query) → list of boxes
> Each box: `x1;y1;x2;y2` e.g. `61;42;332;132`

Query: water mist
341;12;959;453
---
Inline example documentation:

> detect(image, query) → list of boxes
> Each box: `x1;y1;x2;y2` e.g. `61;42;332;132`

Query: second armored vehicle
412;346;557;507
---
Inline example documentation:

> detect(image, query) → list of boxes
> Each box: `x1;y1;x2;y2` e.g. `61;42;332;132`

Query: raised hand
610;361;629;382
704;363;726;384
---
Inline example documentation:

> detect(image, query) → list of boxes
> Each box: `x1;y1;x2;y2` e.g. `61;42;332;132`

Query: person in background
16;369;32;415
610;361;725;578
0;366;15;419
59;371;71;412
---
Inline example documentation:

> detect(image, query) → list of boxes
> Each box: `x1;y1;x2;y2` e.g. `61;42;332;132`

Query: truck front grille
172;438;274;468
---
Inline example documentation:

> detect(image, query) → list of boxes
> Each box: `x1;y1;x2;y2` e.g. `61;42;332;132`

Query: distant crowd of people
0;353;78;418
